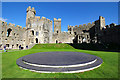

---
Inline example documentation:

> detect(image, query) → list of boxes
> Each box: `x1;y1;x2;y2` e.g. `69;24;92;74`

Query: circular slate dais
16;52;103;73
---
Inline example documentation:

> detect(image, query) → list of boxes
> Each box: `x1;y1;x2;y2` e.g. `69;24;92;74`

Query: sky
2;2;118;31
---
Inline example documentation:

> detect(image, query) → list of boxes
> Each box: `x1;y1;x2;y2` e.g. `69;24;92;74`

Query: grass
0;49;19;53
32;43;74;49
2;44;119;78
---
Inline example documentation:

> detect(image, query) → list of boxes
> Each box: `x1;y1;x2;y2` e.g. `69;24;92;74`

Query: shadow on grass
67;43;120;52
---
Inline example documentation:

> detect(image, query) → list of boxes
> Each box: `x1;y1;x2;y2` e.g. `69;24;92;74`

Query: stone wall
0;20;26;49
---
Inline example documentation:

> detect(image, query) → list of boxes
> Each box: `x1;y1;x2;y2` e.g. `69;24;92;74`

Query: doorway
36;38;38;43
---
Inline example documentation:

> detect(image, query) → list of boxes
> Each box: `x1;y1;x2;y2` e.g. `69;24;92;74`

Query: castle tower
26;6;36;28
99;16;105;30
54;18;61;34
68;25;74;35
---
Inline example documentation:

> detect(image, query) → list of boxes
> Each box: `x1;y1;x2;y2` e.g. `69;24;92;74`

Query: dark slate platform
16;52;103;73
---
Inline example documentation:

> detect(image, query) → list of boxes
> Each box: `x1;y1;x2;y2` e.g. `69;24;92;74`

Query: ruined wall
0;20;26;49
52;32;74;43
99;23;120;44
52;18;74;43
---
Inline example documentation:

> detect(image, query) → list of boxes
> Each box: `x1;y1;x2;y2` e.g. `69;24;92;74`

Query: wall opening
7;28;12;37
32;30;34;36
36;38;38;43
56;40;58;43
74;32;76;35
1;31;4;34
57;31;58;33
6;44;9;47
16;44;18;47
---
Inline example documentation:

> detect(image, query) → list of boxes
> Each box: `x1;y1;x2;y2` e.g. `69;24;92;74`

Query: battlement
1;20;25;31
75;25;78;27
68;25;74;28
15;25;23;29
54;18;61;22
1;21;7;25
58;18;61;22
54;18;57;21
26;6;36;15
27;6;31;12
8;23;15;26
79;25;82;28
23;27;26;30
99;16;105;20
105;23;116;29
16;25;20;28
41;16;46;20
69;22;95;29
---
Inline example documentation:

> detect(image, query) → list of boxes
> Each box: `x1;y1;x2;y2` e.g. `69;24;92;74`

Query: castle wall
0;20;26;49
1;6;119;50
52;32;74;43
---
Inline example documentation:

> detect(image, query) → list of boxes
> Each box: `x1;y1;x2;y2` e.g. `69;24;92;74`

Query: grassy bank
2;44;118;78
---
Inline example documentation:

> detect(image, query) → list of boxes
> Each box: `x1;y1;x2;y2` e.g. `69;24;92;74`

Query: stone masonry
0;6;120;49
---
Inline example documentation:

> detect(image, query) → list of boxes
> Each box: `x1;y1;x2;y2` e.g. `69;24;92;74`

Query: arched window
7;28;12;37
36;31;39;36
32;30;34;35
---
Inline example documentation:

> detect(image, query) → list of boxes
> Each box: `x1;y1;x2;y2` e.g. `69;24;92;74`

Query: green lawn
1;44;118;78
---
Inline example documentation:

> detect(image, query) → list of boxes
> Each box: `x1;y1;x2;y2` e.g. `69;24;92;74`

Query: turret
68;25;74;34
99;16;105;30
26;6;36;28
54;18;61;34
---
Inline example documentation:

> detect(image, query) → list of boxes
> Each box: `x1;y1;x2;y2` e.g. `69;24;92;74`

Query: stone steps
16;52;103;73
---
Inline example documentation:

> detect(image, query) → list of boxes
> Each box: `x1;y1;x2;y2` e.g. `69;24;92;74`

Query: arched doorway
36;38;38;43
56;40;58;43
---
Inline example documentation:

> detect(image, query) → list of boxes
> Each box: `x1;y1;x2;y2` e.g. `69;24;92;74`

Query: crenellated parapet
54;18;61;22
27;6;36;14
54;18;61;33
105;23;116;29
1;20;25;31
41;16;46;20
68;25;74;29
8;23;15;27
69;22;95;29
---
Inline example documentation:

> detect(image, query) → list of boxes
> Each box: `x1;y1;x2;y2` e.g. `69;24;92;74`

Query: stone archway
56;40;58;43
36;38;38;43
